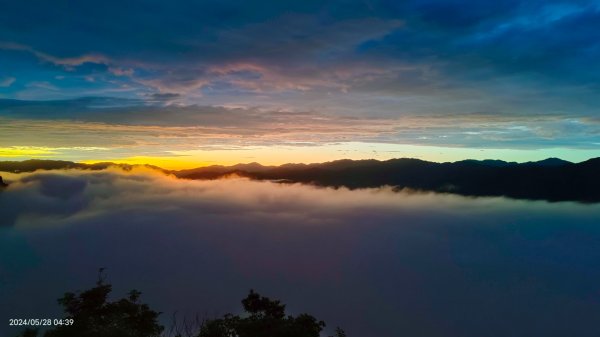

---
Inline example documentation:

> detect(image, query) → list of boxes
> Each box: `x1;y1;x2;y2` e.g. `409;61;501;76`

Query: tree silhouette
16;270;163;337
16;277;346;337
197;289;345;337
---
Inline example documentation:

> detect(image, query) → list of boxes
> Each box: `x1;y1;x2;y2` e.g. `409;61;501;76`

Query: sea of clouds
1;168;600;337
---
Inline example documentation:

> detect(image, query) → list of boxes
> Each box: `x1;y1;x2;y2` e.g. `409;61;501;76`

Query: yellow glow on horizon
0;146;57;157
5;143;598;170
82;156;213;170
77;143;596;170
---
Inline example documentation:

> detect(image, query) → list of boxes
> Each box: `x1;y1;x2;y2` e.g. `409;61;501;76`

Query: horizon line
1;156;597;172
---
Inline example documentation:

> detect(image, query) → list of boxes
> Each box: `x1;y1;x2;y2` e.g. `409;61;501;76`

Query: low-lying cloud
0;168;474;228
1;169;600;337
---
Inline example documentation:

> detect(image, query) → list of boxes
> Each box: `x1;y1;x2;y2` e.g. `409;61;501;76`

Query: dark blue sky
1;0;599;164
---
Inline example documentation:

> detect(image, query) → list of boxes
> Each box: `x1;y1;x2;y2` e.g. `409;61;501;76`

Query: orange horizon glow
3;143;600;171
74;145;599;171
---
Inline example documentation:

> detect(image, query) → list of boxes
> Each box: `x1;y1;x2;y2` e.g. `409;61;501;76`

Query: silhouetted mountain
175;157;600;202
176;162;275;179
3;158;599;202
525;158;573;167
455;159;517;167
0;160;167;174
0;159;85;172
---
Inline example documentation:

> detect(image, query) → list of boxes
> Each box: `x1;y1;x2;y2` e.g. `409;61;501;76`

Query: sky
1;0;599;168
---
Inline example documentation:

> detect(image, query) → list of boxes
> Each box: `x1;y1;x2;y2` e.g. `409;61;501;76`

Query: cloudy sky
1;0;599;167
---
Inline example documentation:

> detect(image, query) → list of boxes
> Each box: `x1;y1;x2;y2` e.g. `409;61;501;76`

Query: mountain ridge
1;157;597;202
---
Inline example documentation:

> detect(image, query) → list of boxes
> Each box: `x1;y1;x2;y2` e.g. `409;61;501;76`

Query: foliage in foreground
18;276;163;337
17;275;346;337
196;289;337;337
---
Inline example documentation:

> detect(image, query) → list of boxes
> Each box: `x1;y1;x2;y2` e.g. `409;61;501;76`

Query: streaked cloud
0;76;15;87
1;100;599;167
0;41;110;69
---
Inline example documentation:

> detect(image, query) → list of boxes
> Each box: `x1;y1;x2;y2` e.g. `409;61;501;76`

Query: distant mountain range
0;160;167;174
1;158;599;202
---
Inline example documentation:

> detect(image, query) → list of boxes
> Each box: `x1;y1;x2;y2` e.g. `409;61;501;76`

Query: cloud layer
1;97;599;165
1;169;600;337
1;1;599;156
2;0;599;100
